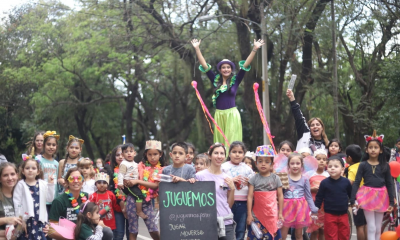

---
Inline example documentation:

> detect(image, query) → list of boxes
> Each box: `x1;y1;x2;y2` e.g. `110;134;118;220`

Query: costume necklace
65;190;87;213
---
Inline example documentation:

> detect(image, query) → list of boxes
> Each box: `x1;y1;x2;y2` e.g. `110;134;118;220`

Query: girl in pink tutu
350;131;394;240
281;153;318;240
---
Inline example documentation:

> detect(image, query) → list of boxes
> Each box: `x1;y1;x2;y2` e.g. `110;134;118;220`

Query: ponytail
74;202;98;240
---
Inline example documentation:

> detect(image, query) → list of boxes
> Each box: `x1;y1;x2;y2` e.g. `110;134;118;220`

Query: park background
0;0;399;162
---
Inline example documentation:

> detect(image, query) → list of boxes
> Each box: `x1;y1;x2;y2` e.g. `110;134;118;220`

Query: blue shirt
39;157;59;204
315;176;352;215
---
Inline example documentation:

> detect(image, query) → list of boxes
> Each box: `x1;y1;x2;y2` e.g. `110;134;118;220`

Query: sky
0;0;78;19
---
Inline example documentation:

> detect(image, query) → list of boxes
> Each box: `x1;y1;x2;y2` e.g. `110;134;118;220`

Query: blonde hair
78;158;95;178
288;153;304;170
307;118;329;146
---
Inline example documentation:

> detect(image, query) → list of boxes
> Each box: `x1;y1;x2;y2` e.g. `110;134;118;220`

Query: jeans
219;223;236;240
231;201;247;240
113;211;129;240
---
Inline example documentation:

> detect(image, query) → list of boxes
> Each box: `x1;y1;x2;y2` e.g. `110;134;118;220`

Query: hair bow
43;131;60;140
364;130;384;143
22;147;38;162
68;135;84;145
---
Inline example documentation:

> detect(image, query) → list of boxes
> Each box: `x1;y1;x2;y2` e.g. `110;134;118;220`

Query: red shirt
89;190;121;230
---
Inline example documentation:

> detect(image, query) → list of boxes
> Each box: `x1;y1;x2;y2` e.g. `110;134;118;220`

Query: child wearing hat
191;38;265;144
89;171;121;232
247;145;283;240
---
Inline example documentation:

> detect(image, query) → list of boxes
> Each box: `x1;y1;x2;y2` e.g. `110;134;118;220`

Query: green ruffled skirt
214;107;242;144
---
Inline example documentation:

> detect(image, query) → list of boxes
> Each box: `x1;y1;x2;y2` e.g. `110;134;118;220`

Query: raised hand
191;39;202;49
253;39;265;50
286;89;295;101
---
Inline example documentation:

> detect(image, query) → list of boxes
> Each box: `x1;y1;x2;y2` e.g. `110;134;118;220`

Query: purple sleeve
304;178;319;213
230;69;246;93
205;71;217;86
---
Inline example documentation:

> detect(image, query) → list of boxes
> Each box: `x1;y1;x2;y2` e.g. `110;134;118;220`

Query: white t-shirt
221;161;254;201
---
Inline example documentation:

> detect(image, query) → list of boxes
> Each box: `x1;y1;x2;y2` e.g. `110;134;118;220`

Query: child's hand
188;178;196;184
279;213;284;222
171;176;183;183
48;174;54;183
98;220;106;228
286;89;295;101
387;206;394;213
118;184;124;190
57;178;64;185
124;179;138;187
246;215;254;225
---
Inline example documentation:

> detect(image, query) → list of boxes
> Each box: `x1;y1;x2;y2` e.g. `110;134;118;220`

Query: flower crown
43;131;60;140
68;135;84;145
364;130;384;143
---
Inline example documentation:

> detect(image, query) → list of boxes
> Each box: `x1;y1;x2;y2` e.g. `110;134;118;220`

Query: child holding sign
247;145;283;240
162;142;196;183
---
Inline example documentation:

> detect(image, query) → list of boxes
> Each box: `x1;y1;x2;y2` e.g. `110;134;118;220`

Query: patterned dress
18;182;46;240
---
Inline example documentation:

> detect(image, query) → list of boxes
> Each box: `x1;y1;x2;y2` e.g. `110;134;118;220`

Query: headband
22;147;39;162
80;200;90;213
68;135;84;145
364;130;384;143
43;131;60;140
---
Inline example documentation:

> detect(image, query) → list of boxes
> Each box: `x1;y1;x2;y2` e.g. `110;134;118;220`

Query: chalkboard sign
159;181;218;240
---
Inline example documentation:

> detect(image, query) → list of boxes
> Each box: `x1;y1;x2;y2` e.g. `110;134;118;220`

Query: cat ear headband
68;135;84;145
364;130;384;143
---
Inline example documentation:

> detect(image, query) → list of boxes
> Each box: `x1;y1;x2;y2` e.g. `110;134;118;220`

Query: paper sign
288;74;297;90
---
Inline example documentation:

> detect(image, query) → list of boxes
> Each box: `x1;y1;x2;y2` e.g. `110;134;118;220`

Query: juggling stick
253;83;277;154
192;81;230;147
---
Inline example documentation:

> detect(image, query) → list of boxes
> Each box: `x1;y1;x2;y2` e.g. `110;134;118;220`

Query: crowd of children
0;128;399;240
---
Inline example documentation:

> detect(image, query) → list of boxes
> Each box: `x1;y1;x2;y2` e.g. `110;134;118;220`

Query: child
13;152;55;240
247;145;283;240
327;138;343;158
221;141;253;240
58;135;84;194
315;156;352;239
40;131;60;211
395;137;400;162
350;131;394;240
278;140;295;157
191;38;264;144
281;153;319;240
74;202;108;240
26;131;44;158
185;142;196;165
307;149;329;240
162;142;196;183
89;172;121;233
79;158;97;196
345;144;367;240
117;143;147;219
194;154;209;173
125;140;165;240
243;152;258;173
95;158;104;173
299;147;312;158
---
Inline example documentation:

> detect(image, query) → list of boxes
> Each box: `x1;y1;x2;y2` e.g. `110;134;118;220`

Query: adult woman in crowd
0;163;22;240
195;143;235;240
26;131;45;158
48;167;113;240
286;89;329;154
109;145;128;240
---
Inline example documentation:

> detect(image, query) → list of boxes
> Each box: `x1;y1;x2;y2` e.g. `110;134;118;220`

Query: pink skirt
282;197;311;228
356;186;389;212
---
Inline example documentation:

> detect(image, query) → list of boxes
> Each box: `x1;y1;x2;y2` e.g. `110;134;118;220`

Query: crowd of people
0;38;397;240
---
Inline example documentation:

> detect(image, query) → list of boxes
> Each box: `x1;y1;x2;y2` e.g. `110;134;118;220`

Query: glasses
35;140;44;143
96;180;108;185
67;176;83;182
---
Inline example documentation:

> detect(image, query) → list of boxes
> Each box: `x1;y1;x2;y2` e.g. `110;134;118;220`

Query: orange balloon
381;231;398;240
